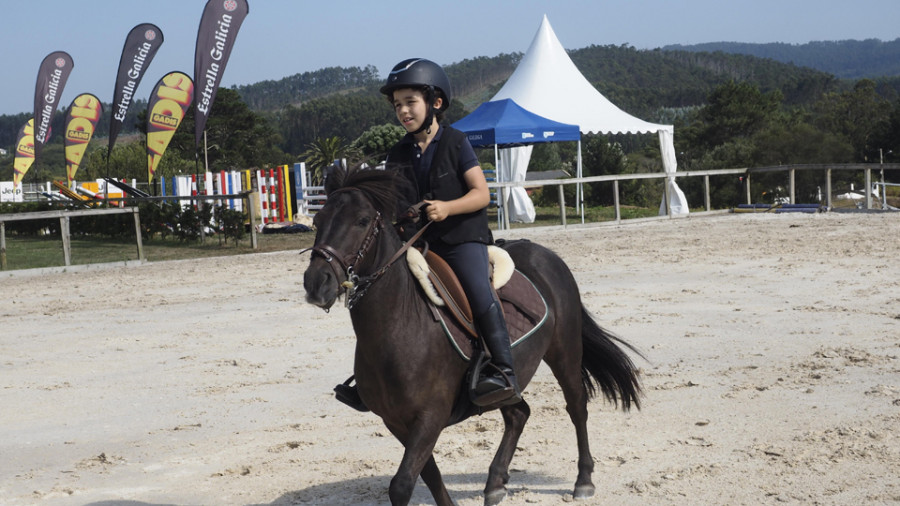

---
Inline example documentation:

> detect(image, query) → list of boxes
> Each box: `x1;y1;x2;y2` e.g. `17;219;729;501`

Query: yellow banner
65;94;103;185
13;119;36;188
147;72;194;182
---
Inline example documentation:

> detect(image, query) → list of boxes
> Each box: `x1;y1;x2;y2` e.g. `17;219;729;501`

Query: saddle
407;245;548;361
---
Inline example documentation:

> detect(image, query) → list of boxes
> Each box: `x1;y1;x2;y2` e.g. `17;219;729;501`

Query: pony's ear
323;161;346;195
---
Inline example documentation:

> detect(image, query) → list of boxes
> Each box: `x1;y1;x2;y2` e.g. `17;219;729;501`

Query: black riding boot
334;376;369;412
472;301;521;407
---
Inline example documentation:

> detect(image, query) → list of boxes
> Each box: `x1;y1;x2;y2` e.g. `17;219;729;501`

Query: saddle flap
424;250;475;331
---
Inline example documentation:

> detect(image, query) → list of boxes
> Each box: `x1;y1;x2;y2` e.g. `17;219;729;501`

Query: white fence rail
295;163;898;229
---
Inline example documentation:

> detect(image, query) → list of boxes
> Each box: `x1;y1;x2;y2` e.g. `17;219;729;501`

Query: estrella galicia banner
108;23;164;155
33;51;74;160
64;94;103;185
13;118;36;188
147;72;194;182
194;0;249;148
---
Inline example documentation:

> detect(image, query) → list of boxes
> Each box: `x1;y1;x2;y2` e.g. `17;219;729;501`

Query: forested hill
664;38;900;79
566;45;841;117
233;38;898;118
234;65;382;110
233;47;842;118
232;53;524;112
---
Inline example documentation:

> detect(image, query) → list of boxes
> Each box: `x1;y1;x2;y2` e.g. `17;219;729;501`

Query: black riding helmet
381;58;452;135
380;58;453;110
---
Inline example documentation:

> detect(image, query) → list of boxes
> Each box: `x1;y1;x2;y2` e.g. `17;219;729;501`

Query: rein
301;190;432;310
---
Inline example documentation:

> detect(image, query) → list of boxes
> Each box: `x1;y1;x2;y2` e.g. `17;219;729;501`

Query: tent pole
577;140;584;224
494;144;503;230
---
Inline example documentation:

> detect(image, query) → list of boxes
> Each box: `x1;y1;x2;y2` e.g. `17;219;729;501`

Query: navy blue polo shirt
398;125;480;198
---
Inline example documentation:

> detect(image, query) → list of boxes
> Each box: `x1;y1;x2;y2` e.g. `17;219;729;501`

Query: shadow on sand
81;470;574;506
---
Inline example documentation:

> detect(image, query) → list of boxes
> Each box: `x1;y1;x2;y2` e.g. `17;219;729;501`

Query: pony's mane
324;164;400;219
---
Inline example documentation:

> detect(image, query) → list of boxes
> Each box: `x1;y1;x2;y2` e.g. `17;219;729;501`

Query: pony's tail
580;306;644;411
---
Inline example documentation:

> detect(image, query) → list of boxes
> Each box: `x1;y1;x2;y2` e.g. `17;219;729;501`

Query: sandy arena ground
1;212;898;506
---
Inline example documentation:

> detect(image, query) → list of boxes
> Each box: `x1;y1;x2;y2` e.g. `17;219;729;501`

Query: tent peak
491;15;672;135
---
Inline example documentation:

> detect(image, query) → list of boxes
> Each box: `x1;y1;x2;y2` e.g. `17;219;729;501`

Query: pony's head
303;164;401;310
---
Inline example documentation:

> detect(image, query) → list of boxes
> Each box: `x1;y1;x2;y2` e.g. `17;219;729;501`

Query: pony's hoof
484;487;507;506
574;483;595;499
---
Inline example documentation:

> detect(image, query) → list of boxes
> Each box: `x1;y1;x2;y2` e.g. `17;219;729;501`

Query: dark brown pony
302;166;642;506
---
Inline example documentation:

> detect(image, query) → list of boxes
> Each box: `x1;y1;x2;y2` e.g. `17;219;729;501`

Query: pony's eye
357;216;371;227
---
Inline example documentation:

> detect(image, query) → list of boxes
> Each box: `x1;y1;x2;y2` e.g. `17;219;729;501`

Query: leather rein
301;189;431;310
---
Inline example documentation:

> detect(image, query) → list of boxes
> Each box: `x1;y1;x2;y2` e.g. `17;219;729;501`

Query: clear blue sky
2;0;898;115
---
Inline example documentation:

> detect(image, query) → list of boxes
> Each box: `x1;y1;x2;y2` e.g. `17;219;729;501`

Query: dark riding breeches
429;240;496;317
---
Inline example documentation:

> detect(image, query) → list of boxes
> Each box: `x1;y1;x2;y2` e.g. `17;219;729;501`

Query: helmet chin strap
409;86;436;136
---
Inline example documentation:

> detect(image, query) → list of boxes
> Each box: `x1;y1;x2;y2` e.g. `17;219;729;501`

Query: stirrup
334;376;370;412
471;366;521;407
472;383;520;407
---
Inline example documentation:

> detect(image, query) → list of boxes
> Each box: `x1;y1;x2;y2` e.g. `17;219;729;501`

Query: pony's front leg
386;421;453;506
484;401;531;506
421;455;454;506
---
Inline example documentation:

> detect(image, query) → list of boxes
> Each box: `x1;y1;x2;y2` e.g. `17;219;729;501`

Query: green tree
814;79;891;162
871;98;900;166
693;81;783;149
300;136;360;185
275;93;394;157
79;142;147;182
752;122;853;165
580;135;629;206
351;123;405;160
190;88;285;170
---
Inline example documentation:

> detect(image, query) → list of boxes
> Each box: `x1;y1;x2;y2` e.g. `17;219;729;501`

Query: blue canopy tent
452;98;580;147
452;98;580;226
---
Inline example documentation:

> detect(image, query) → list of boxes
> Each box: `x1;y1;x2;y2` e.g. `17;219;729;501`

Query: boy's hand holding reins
424;200;449;222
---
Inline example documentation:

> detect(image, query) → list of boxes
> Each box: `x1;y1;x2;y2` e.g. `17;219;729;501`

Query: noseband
302;188;430;310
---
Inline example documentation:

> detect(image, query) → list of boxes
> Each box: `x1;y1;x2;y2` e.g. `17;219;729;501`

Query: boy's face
391;88;442;133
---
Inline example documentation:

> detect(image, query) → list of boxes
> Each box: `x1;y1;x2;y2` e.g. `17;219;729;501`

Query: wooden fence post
60;216;71;266
704;175;711;211
613;180;621;222
133;208;145;262
745;173;752;204
557;185;566;227
865;168;872;209
789;168;796;204
1;221;6;270
664;178;672;217
247;192;258;249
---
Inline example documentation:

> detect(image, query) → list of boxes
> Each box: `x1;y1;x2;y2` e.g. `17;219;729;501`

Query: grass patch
1;205;658;271
1;232;316;271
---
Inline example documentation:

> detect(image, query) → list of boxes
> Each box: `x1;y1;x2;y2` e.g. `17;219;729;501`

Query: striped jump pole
268;168;279;222
257;169;270;224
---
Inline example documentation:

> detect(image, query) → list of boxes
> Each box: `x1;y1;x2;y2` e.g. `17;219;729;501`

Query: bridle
301;188;430;310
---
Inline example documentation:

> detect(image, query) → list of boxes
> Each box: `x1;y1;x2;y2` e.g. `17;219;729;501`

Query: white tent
490;15;688;217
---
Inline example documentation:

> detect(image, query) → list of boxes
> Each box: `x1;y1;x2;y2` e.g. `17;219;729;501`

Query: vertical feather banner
33;51;74;161
194;0;249;148
147;72;194;182
13;119;36;188
108;23;164;155
64;94;103;185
